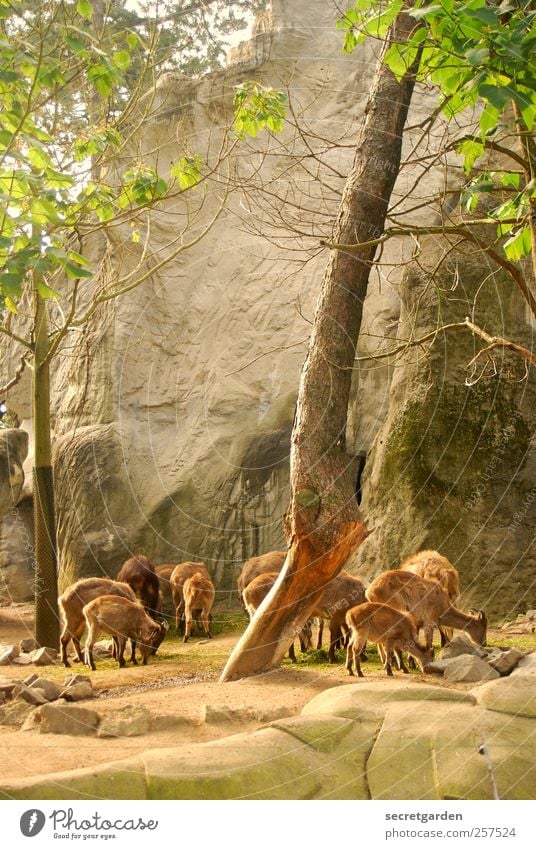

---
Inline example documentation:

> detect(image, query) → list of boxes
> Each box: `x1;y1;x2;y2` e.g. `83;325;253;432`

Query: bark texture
221;13;420;681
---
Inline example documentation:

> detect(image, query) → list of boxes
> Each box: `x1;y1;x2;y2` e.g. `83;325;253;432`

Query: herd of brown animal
57;549;487;678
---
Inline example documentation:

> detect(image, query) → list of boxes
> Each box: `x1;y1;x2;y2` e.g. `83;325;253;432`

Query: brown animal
366;569;487;653
170;561;210;633
155;564;175;597
83;595;166;671
116;554;160;616
400;550;461;646
243;572;312;661
345;602;434;677
59;577;137;667
311;571;367;662
183;572;215;642
237;550;286;598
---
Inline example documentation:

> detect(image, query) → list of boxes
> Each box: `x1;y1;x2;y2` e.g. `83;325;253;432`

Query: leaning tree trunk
221;13;420;681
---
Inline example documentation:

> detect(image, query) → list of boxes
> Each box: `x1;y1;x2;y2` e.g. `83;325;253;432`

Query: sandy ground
1;604;535;782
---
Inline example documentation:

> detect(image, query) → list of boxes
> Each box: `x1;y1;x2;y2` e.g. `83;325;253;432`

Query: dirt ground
1;604;535;782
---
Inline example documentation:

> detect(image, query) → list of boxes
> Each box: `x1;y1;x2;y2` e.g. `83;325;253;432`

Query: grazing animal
366;569;487;654
400;550;461;646
59;577;137;668
237;550;287;599
242;572;312;661
183;572;216;641
83;595;166;671
345;602;434;677
311;571;367;662
170;561;210;633
116;554;160;616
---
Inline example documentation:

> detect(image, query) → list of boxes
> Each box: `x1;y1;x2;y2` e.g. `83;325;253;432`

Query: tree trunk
33;284;60;649
221;13;420;681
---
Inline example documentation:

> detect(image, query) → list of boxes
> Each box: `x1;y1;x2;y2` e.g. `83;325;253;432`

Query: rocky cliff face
2;0;534;615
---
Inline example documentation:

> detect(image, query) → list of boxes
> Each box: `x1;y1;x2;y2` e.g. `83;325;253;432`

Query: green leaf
4;295;18;313
503;226;531;261
456;139;484;174
465;47;489;66
65;262;93;279
76;0;93;20
480;103;499;136
113;50;131;72
500;173;521;189
36;280;60;299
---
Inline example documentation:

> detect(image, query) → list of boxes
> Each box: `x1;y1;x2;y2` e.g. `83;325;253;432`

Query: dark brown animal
183;572;216;641
311;571;367;662
243;572;312;661
170;561;210;633
116;554;160;616
59;577;137;667
345;602;434;677
237;550;286;598
366;569;487;652
83;595;166;671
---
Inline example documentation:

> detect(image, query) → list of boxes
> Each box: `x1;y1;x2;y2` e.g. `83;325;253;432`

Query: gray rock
515;651;536;670
23;702;100;735
13;683;49;706
0;680;17;697
63;673;92;688
97;704;151;738
19;638;38;653
439;635;487;660
0;700;35;727
201;704;250;724
423;658;459;674
443;655;500;683
28;678;63;702
11;653;32;665
488;648;525;676
0;644;19;665
59;682;94;702
526;610;536;621
250;705;293;723
93;640;113;658
29;647;58;666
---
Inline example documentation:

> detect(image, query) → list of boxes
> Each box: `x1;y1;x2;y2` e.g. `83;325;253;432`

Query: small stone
12;684;49;706
0;644;19;666
0;700;35;727
443;655;500;683
201;704;249;724
63;673;92;688
251;705;293;723
488;648;525;676
97;704;151;738
59;682;94;702
11;654;33;666
19;638;38;653
29;647;58;666
23;702;99;735
526;610;536;621
423;658;459;674
440;634;487;660
0;680;17;698
93;640;113;658
28;678;63;702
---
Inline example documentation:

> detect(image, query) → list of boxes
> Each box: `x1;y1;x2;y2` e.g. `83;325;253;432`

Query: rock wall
44;0;415;589
0;428;32;603
350;229;536;619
